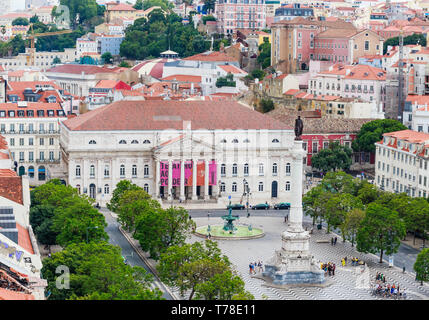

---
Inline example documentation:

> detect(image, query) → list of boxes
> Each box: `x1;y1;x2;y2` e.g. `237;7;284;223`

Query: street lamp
243;179;250;218
86;226;99;243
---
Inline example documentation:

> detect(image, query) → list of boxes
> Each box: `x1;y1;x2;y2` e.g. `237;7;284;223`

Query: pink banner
160;161;169;186
172;161;181;186
185;161;193;186
209;161;217;185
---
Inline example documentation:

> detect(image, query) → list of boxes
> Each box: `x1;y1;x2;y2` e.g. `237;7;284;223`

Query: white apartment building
0;102;67;186
0;48;77;70
60;100;301;206
375;130;429;198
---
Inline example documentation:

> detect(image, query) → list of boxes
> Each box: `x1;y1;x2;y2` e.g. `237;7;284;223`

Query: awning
28;168;34;172
38;168;45;172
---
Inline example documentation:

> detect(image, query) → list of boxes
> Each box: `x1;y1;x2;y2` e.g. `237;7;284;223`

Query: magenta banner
185;161;193;186
172;161;181;186
209;161;217;185
160;161;168;186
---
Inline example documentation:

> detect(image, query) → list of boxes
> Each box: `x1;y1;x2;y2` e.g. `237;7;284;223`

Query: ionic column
155;160;160;198
192;159;197;200
179;159;185;201
167;159;172;201
204;159;209;200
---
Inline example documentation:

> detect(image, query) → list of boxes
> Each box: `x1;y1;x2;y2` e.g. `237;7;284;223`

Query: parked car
227;203;245;210
274;202;291;210
252;203;270;210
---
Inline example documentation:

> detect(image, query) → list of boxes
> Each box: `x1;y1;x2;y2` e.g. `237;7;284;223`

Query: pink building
215;0;266;35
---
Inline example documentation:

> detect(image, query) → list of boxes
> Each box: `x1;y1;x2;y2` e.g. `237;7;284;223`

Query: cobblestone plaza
185;216;429;300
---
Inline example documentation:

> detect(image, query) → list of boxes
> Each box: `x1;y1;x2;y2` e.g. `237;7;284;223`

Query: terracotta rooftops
45;64;126;75
382;130;429;144
183;51;239;63
62;100;292;131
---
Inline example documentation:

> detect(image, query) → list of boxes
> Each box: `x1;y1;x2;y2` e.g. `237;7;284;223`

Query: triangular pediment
153;134;219;155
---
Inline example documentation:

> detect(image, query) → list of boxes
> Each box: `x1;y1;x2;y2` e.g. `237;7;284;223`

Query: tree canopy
120;11;209;60
54;0;104;30
352;119;407;153
157;240;253;300
41;242;163;300
257;38;271;69
12;17;29;26
414;248;429;285
311;141;353;172
383;33;426;54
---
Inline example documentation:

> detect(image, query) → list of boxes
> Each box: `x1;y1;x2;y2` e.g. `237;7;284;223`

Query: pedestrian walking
331;237;334;246
249;263;253;275
403;266;406;274
332;264;336;276
344;256;347;264
334;237;337;245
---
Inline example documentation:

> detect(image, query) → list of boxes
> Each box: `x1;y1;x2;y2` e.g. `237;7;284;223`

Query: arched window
131;140;139;144
220;182;226;192
120;164;125;177
76;184;81;194
243;138;250;143
272;139;280;143
232;139;239;143
104;165;110;177
259;163;264;176
232;182;237;192
76;165;81;177
258;182;264;192
132;165;137;177
38;166;46;181
144;184;149;193
286;181;291;191
90;165;95;178
232;163;238;176
143;140;151;144
104;184;109;194
221;164;226;176
244;163;249;176
272;163;278;175
89;140;96;144
28;166;34;178
144;164;149;177
220;139;227;143
286;163;291;176
119;140;127;144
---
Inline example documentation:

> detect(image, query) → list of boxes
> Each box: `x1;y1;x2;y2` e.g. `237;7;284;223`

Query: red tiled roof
0;103;64;118
109;3;136;11
218;65;247;74
46;64;125;75
161;75;202;82
383;130;429;144
183;51;238;63
284;89;300;95
62;100;292;131
16;223;34;255
0;287;34;300
0;176;23;205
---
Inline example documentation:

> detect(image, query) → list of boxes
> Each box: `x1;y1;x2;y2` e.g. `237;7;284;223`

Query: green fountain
221;205;240;233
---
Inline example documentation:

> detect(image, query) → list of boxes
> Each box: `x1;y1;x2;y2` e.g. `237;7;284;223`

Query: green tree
352;119;407;153
118;61;131;68
29;15;40;24
134;206;195;260
357;181;380;205
311;142;353;172
259;98;274;113
54;0;104;30
31;178;80;208
319;171;357;195
406;198;429;246
383;33;426;54
414;248;429;286
12;17;29;26
117;189;160;232
342;208;365;247
251;69;265;80
143;0;174;11
157;241;251;300
101;51;113;64
51;198;108;246
257;38;271;69
303;185;327;225
194;270;253;300
215;73;236;88
41;242;163;300
134;0;144;10
203;0;216;14
202;15;216;24
29;205;59;247
9;34;26;56
325;193;363;237
107;180;142;213
182;0;194;16
357;203;406;263
52;57;61;64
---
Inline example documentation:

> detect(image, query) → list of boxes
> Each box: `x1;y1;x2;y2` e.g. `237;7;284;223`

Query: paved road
101;209;174;300
188;208;421;274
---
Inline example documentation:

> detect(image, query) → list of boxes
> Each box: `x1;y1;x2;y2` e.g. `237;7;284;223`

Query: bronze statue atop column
294;116;303;140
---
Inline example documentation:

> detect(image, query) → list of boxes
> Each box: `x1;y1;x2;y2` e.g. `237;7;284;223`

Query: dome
132;57;178;79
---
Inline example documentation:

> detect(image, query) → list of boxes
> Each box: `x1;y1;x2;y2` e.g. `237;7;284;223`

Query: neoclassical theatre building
60;100;301;206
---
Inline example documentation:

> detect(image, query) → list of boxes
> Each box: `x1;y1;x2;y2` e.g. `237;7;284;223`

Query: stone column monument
262;117;325;285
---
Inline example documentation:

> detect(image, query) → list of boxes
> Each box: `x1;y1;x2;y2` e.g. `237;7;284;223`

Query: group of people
320;262;336;276
371;277;406;299
330;237;338;246
351;257;364;266
249;261;264;274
